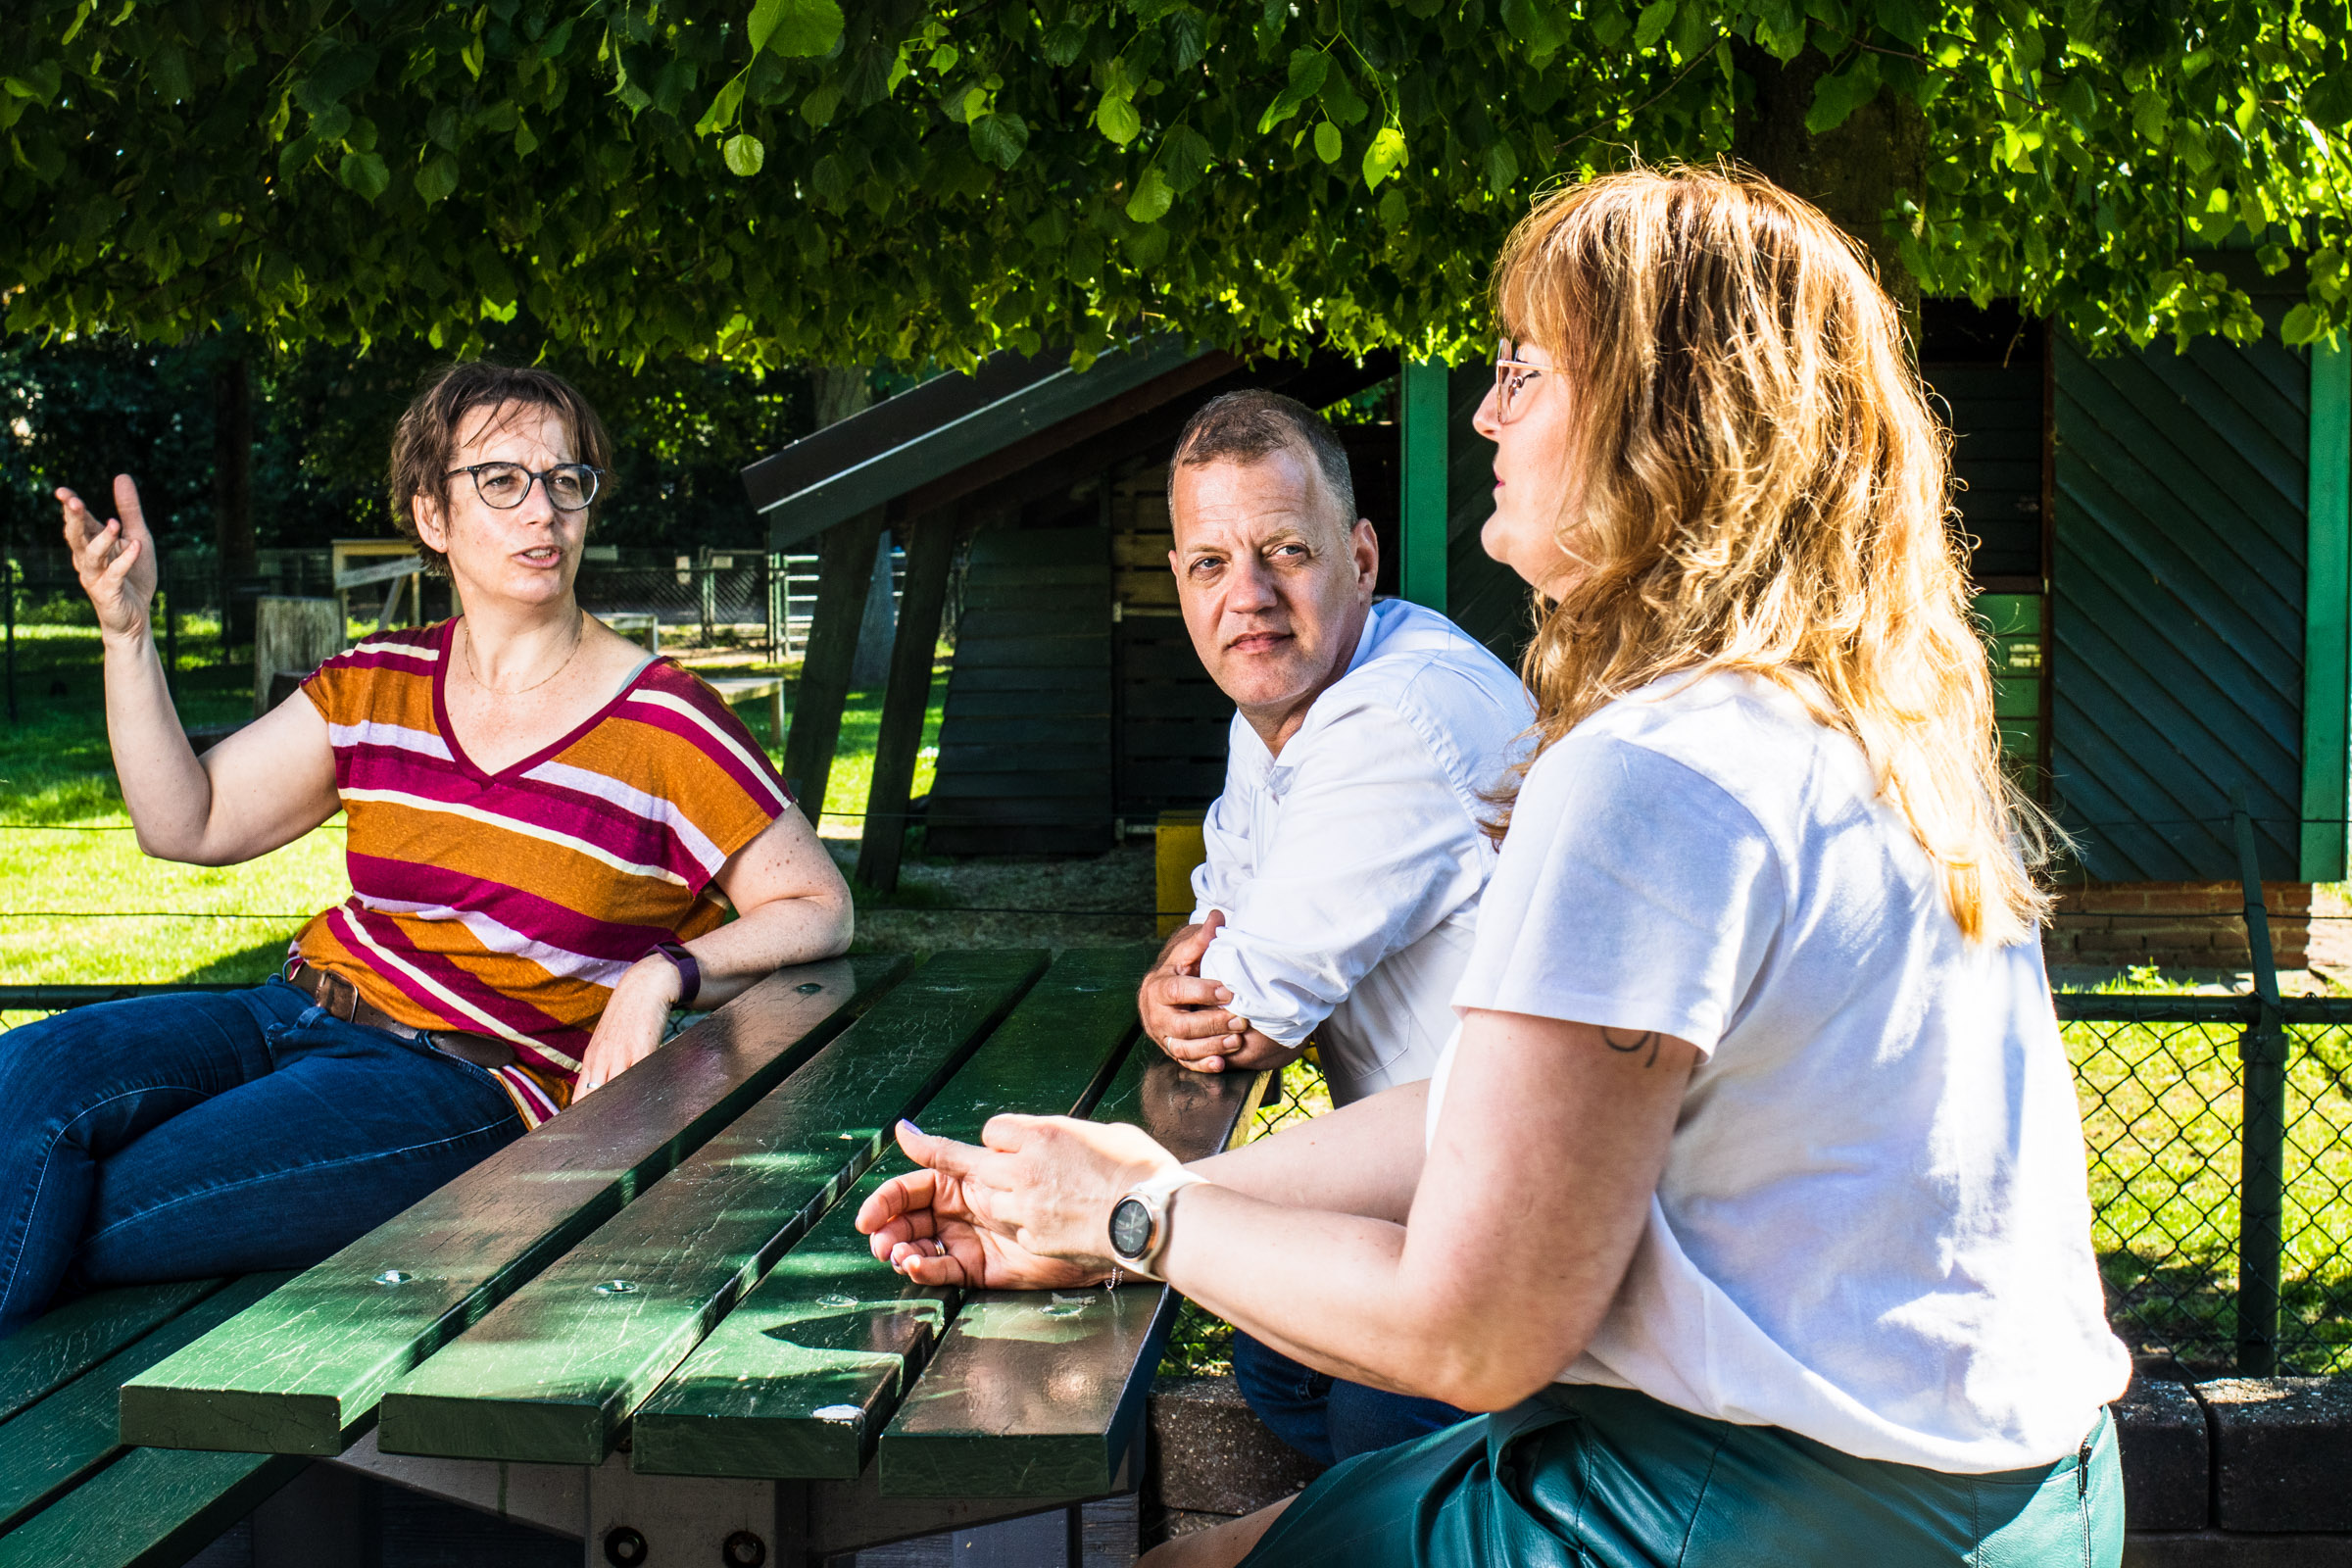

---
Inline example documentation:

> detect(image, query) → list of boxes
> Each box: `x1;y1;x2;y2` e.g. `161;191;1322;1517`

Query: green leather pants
1239;1384;2123;1567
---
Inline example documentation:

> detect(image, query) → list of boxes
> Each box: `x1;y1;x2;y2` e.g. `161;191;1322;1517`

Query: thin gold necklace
462;612;585;697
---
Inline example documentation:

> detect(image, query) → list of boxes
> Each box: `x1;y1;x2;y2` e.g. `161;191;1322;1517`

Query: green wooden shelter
744;299;2352;919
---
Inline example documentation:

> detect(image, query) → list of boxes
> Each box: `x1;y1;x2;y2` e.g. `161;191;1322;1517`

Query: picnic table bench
0;948;1267;1568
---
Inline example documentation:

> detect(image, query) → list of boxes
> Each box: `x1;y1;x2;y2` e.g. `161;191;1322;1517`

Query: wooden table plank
120;957;906;1457
0;1446;304;1568
877;1051;1271;1497
630;946;1153;1479
0;1281;225;1428
0;1274;289;1534
375;950;1052;1465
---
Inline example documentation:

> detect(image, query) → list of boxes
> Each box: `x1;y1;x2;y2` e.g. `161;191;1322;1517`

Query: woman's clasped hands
857;1115;1189;1290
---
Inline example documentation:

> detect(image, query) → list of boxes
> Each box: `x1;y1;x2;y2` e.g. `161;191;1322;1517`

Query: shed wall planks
2052;333;2309;881
928;528;1115;855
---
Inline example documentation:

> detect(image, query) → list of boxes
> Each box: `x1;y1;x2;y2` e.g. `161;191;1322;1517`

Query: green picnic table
0;949;1268;1568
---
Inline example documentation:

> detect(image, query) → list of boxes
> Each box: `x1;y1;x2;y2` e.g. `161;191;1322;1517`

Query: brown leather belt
288;963;517;1071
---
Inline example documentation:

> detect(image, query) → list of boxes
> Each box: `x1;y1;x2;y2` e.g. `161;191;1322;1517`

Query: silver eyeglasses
447;462;604;512
1494;340;1545;424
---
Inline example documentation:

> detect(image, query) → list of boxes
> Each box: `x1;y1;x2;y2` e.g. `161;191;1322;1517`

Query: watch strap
653;941;701;1007
1114;1168;1206;1281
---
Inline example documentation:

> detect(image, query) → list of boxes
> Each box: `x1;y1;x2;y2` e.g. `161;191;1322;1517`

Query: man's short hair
1168;390;1356;532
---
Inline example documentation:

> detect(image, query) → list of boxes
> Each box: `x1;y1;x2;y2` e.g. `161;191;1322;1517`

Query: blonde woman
857;167;2130;1566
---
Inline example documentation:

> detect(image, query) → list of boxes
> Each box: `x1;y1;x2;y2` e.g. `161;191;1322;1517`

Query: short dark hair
387;362;612;576
1168;390;1356;531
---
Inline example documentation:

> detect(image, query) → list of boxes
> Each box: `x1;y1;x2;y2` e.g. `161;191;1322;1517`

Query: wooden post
782;510;887;825
858;510;960;891
253;597;344;717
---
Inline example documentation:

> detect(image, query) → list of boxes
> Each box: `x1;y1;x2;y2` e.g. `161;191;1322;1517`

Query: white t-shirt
1194;599;1532;1103
1426;670;2130;1472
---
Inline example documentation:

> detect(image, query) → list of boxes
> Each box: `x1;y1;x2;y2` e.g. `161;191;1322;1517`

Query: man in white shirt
1138;389;1532;1464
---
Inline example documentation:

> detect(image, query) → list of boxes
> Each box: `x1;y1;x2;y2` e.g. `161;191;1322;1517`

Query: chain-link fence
1162;1057;1336;1377
2065;995;2352;1375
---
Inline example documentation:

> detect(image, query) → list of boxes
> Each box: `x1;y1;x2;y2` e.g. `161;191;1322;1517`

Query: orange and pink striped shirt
292;620;792;1126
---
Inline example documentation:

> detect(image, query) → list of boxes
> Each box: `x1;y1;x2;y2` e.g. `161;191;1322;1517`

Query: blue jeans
0;979;524;1338
1232;1330;1467;1468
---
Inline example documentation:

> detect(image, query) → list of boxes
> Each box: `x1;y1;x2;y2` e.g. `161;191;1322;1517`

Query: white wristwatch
1106;1168;1205;1282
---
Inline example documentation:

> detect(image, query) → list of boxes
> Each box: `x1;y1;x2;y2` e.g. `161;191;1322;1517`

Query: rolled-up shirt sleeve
1191;701;1493;1047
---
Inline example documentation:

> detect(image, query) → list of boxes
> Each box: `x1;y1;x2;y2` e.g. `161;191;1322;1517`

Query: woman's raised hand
57;476;159;640
857;1117;1184;1290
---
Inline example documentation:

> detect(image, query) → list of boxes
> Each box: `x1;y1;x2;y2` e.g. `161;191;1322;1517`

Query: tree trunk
1732;45;1928;323
212;355;255;575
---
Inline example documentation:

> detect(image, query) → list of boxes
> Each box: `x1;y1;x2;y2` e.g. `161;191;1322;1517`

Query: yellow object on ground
1155;808;1206;939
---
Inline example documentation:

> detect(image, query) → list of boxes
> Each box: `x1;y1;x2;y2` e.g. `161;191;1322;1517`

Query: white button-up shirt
1190;598;1534;1104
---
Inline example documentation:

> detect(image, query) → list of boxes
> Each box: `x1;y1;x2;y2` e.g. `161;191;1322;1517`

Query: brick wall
2045;881;2312;971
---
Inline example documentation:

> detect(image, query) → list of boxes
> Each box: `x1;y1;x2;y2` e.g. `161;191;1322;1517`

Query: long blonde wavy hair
1493;165;2050;946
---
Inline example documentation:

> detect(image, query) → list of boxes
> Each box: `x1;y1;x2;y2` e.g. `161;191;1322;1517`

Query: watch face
1109;1197;1153;1259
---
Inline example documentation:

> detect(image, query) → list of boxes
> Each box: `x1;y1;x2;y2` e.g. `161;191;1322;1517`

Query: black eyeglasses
447;463;604;512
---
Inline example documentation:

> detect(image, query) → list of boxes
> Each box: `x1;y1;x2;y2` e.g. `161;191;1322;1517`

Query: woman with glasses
856;168;2129;1566
3;363;851;1336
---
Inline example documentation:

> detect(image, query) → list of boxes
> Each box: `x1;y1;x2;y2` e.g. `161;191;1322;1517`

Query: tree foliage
1;331;818;554
2;0;2346;369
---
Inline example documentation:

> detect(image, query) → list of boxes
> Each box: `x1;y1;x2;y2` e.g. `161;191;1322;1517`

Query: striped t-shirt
293;620;792;1126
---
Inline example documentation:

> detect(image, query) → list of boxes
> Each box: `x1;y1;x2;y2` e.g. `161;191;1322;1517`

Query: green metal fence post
2231;787;2287;1375
1399;361;1448;612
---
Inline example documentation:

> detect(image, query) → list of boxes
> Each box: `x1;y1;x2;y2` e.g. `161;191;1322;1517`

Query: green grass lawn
0;623;942;1001
2072;1015;2352;1374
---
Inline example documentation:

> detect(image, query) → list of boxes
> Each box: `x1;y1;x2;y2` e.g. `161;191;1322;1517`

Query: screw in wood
594;1279;639;1296
722;1531;767;1567
373;1270;412;1286
603;1526;648;1566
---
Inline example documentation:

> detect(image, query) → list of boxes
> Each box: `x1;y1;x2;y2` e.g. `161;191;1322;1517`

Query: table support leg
585;1457;776;1568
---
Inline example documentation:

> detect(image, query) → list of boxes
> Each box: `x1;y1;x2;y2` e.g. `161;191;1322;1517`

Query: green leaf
415;153;459;204
1803;53;1879;134
1160;123;1214;191
1379;186;1408;227
1872;0;1932;49
1126;164;1174;222
1041;21;1089;67
722;132;765;176
1499;0;1567;55
1256;49;1329;134
2281;304;2323;346
1320;63;1369;127
970;111;1029;169
1361;124;1406;189
800;79;843;126
338;150;390;201
1314;121;1342;164
306;44;378;106
514;119;538;157
59;0;93;46
748;0;844;60
1635;0;1676;47
696;74;748;136
1484;137;1519;195
1096;91;1143;146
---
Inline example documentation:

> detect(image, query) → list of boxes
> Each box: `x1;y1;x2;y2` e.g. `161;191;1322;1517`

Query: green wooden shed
743;301;2352;971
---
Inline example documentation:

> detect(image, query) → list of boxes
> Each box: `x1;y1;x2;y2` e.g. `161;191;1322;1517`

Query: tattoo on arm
1599;1027;1661;1068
